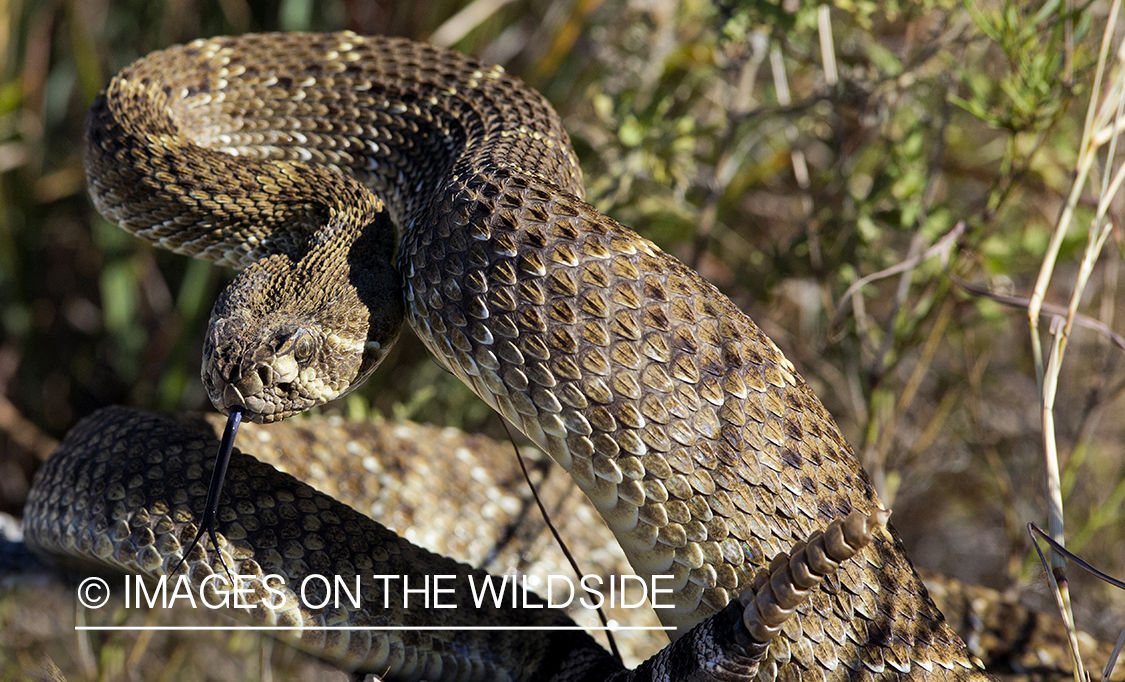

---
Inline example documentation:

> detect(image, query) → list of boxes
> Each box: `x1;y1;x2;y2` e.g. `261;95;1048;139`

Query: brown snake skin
26;407;885;682
67;32;994;680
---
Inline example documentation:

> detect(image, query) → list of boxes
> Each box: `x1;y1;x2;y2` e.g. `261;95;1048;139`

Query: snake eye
294;332;315;362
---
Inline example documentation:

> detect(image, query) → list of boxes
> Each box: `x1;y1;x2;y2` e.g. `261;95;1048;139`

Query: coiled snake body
30;32;990;681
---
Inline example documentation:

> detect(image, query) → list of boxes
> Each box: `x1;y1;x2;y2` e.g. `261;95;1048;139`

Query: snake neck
202;210;404;421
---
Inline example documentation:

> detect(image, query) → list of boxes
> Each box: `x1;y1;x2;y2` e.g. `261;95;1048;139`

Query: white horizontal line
75;625;677;632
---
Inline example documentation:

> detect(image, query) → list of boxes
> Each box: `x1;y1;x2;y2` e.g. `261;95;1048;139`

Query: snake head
202;217;403;423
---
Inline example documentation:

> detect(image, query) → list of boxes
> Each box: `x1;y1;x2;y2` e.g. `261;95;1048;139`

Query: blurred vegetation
1;0;1124;677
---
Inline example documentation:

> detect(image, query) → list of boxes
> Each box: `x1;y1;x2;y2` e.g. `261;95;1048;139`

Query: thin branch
831;221;965;334
689;31;768;268
0;391;58;460
869;87;954;383
950;276;1125;352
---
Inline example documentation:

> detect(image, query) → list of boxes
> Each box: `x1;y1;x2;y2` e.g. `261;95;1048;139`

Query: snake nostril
257;365;272;386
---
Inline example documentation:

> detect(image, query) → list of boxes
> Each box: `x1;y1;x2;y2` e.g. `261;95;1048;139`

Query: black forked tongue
170;407;243;585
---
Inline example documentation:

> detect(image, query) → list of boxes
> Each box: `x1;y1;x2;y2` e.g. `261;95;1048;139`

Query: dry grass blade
1040;316;1072;662
1029;522;1125;682
1023;2;1125;670
1108;629;1125;682
1029;0;1123;385
1029;522;1089;682
817;5;837;88
429;0;518;47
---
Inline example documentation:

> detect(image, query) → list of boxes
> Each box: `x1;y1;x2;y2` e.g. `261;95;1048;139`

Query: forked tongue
170;407;243;583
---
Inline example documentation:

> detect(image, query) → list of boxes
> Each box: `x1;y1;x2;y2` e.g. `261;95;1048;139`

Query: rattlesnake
28;32;994;680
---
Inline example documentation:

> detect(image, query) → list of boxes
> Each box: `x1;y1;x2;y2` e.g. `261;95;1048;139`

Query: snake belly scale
77;32;987;681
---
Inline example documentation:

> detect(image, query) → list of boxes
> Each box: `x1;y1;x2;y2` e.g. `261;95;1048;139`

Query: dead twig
830;221;966;337
951;276;1125;352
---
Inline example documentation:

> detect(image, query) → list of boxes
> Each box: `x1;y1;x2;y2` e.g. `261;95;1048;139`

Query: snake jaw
202;326;392;423
213;353;299;416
